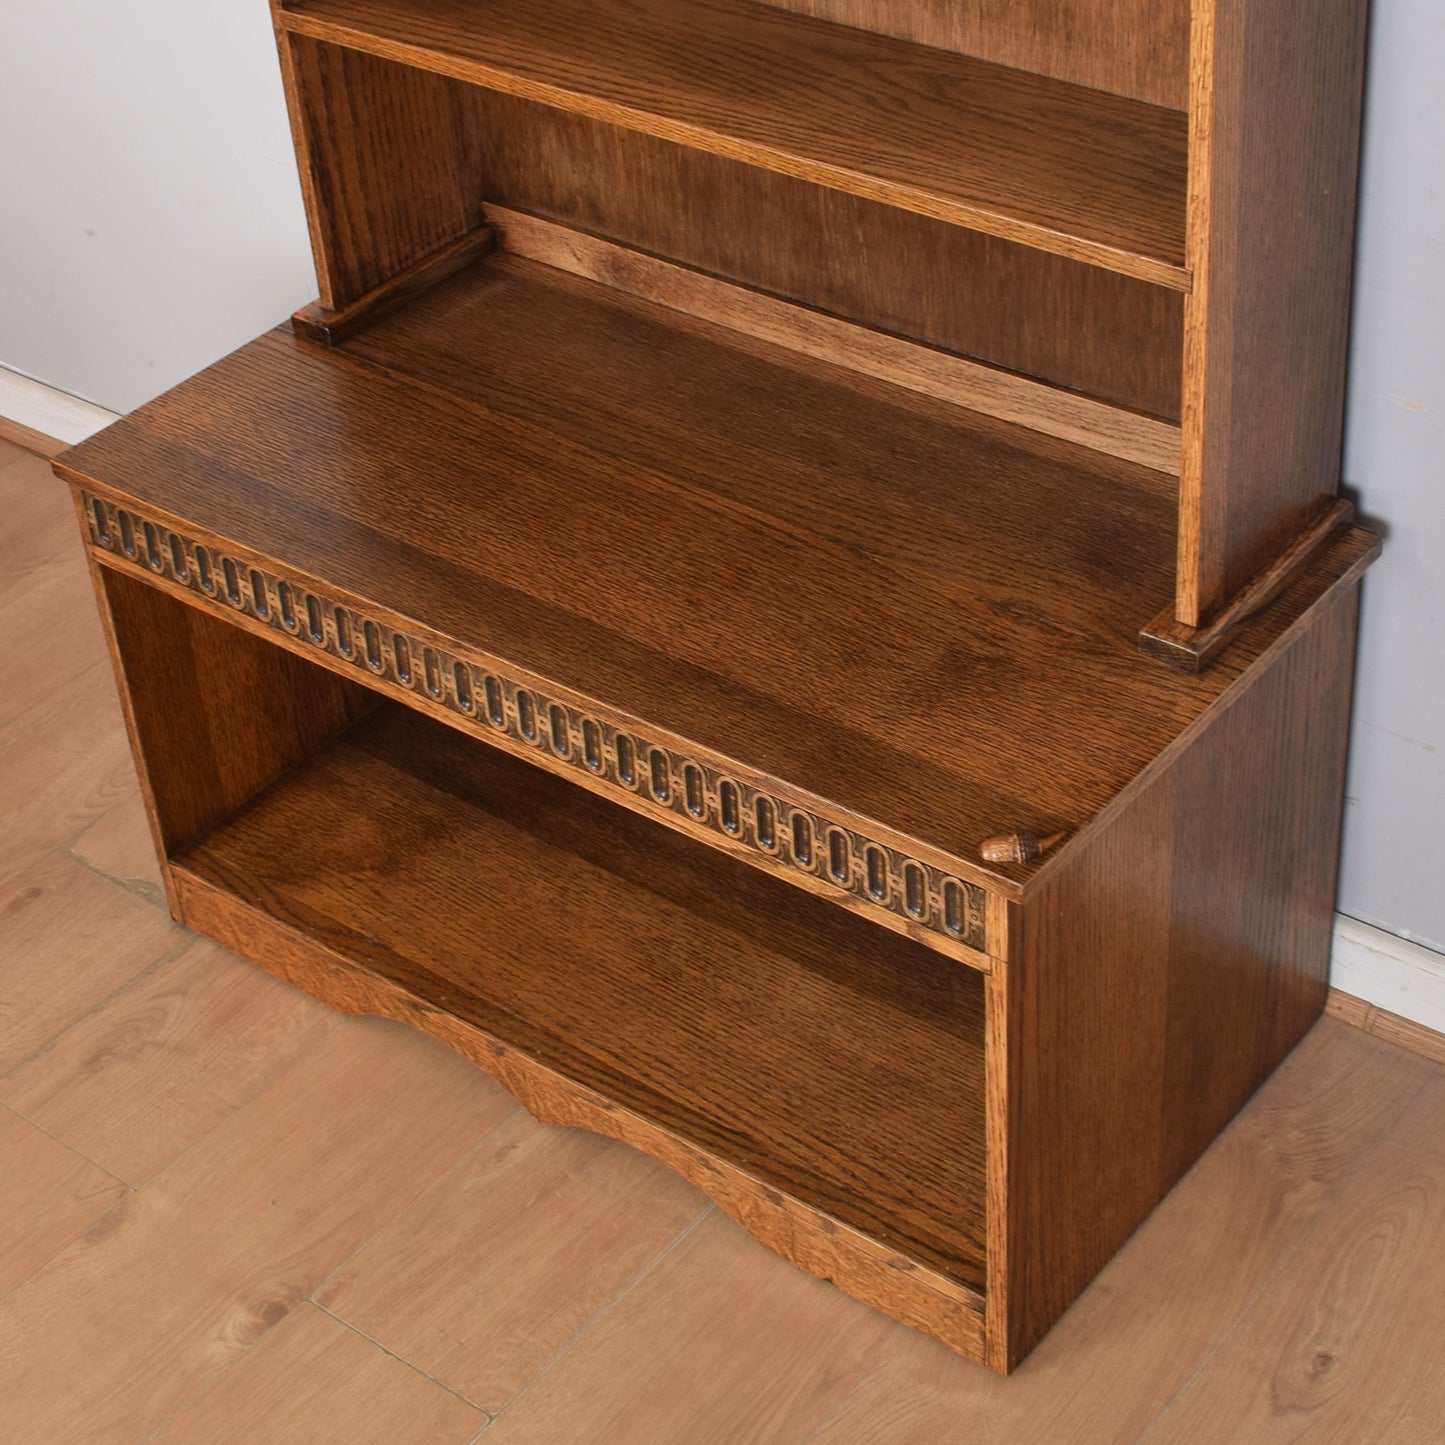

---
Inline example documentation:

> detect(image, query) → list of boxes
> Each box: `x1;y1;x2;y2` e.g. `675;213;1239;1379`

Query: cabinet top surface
58;254;1371;888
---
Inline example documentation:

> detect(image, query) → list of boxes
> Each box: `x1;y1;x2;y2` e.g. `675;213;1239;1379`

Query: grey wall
0;1;316;413
1339;0;1445;951
2;3;1440;948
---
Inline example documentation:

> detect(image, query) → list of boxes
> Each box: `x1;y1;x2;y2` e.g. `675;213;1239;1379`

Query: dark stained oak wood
49;0;1379;1379
1177;0;1370;623
166;697;990;1347
275;42;1188;419
55;249;1371;903
281;32;491;308
760;0;1190;108
461;87;1186;420
292;225;496;343
1142;500;1366;669
995;587;1362;1368
92;564;377;860
484;205;1181;472
278;0;1190;284
88;524;998;969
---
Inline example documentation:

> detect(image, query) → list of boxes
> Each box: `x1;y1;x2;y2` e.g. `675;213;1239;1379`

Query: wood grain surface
1178;0;1370;622
279;0;1190;282
317;1112;705;1410
479;1209;900;1442
759;0;1190;107
0;1107;128;1296
282;32;491;308
1156;1130;1445;1440
0;520;108;728
465;84;1186;417
0;1023;512;1443
1;852;176;1083
174;701;991;1294
0;940;336;1185
995;588;1361;1367
1142;498;1361;668
55;250;1372;897
485;205;1181;471
0;662;137;887
68;791;167;900
281;43;1187;419
811;1020;1439;1440
146;1304;484;1445
96;564;377;859
171;861;989;1359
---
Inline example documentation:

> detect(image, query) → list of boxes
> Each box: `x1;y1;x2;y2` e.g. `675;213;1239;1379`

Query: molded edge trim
485;205;1184;476
292;226;498;344
1139;501;1371;671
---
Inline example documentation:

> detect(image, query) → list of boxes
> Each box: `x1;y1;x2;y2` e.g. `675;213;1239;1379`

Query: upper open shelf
278;0;1190;287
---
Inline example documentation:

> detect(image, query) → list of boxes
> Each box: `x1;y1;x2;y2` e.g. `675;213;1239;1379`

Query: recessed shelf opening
137;573;990;1297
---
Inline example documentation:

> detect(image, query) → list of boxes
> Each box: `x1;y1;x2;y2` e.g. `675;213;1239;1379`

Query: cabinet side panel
461;87;1185;419
1179;0;1369;623
1005;585;1361;1367
1157;590;1359;1180
282;35;489;308
755;1;1189;108
95;563;378;857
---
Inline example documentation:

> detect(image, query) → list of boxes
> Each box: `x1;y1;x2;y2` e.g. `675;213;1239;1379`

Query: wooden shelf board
174;702;990;1292
57;250;1351;896
277;0;1189;286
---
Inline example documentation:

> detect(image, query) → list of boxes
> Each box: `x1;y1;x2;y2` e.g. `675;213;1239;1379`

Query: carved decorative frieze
85;492;990;959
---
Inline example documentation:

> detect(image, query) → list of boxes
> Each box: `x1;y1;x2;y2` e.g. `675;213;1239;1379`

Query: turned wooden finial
980;830;1066;865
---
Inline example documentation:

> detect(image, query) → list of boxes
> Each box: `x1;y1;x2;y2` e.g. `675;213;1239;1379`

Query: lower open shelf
171;697;989;1307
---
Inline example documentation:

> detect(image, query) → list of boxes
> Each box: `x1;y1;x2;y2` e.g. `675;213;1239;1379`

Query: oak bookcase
57;0;1377;1371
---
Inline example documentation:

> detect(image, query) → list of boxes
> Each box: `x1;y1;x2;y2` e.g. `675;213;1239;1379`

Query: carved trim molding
84;492;990;960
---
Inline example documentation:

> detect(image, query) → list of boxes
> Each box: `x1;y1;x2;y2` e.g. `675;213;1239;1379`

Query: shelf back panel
286;38;1184;420
758;0;1189;108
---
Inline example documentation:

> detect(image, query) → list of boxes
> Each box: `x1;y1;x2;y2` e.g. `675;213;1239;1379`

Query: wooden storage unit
57;0;1376;1371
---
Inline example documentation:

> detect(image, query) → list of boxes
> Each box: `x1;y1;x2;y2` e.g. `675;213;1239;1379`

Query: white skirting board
1331;916;1445;1037
3;371;1443;1041
0;364;119;445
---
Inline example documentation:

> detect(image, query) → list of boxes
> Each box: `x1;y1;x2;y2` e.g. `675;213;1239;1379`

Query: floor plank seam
0;917;194;1088
0;1100;130;1193
121;1009;350;1193
133;1313;271;1445
0;656;112;746
478;1203;718;1432
305;1098;523;1319
311;1299;495;1424
1132;1056;1439;1441
58;843;169;913
0;1161;135;1309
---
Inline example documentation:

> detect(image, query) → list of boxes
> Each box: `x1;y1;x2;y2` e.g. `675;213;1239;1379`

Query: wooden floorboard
0;1106;128;1295
145;1297;485;1445
1;431;1443;1440
316;1112;708;1412
0;851;185;1076
0;940;338;1186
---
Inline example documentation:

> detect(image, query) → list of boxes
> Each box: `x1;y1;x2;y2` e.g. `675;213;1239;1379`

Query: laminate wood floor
1;436;1442;1443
